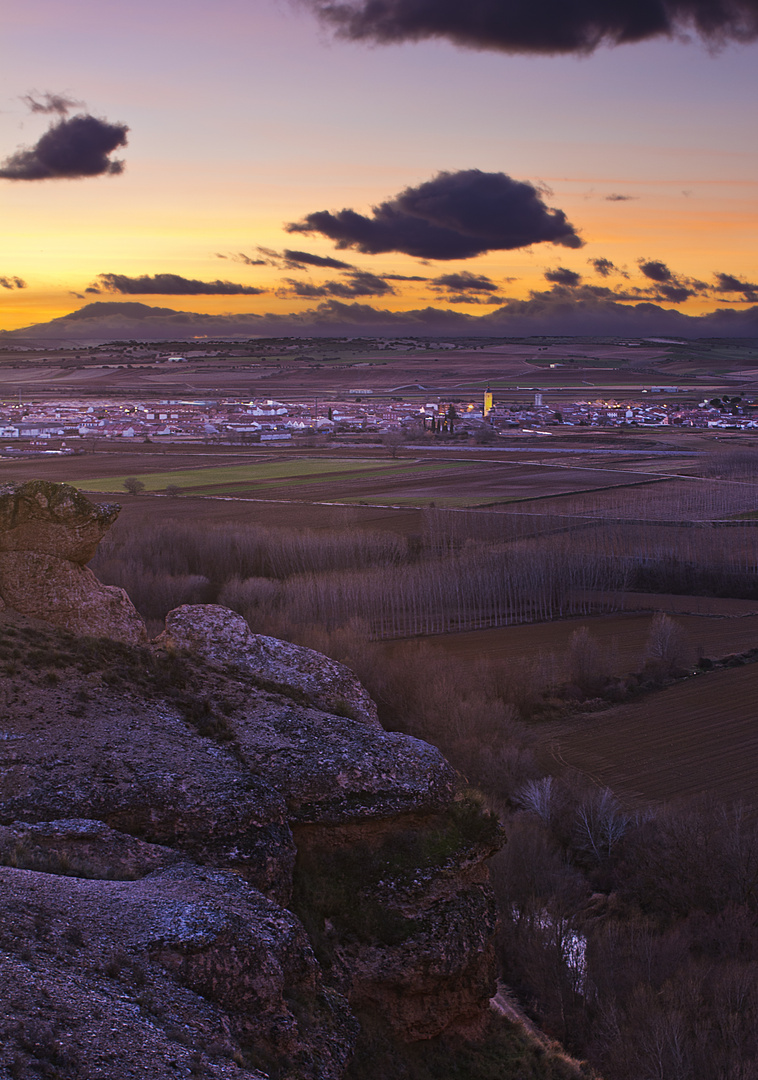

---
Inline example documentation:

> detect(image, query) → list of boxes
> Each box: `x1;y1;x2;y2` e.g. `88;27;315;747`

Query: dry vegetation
91;501;758;641
84;458;758;1080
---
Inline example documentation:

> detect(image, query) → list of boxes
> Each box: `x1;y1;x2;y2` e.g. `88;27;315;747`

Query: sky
1;0;757;337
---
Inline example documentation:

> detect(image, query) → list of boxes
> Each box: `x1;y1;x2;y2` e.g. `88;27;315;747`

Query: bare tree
575;787;628;864
644;612;687;675
382;431;406;458
567;625;609;694
123;477;145;496
516;776;555;824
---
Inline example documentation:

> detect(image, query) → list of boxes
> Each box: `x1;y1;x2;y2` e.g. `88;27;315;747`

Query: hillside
0;480;586;1080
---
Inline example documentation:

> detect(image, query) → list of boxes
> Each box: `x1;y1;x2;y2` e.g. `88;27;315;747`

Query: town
0;385;755;452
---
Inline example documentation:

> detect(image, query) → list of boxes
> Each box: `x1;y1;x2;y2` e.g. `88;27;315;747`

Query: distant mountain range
2;299;757;345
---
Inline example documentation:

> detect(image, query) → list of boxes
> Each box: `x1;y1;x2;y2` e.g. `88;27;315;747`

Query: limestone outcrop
0;480;146;643
0;479;118;562
0;482;506;1077
0;855;355;1080
160;604;380;726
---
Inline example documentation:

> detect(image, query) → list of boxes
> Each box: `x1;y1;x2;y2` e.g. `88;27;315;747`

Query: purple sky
1;0;756;335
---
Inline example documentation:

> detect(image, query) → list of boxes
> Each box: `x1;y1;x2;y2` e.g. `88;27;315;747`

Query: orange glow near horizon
1;3;756;335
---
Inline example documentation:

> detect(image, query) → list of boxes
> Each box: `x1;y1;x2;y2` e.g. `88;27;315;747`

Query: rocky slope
0;482;506;1079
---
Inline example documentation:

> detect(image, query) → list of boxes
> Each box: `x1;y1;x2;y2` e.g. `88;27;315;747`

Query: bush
123;477;145;496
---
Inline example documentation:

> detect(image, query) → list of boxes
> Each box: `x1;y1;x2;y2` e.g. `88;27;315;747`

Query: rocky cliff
0;481;505;1080
0;480;146;644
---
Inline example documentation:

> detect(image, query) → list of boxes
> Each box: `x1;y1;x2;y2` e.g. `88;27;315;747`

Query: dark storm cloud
431;271;500;293
637;259;709;302
282;249;354;270
248;246;356;270
21;92;83;116
96;273;266;296
0;114;128;181
639;259;674;283
303;0;758;54
655;283;697;303
278;270;396;298
0;276;26;290
437;292;505;305
714;272;758;301
544;266;582;286
591;257;626;278
286;169;582;260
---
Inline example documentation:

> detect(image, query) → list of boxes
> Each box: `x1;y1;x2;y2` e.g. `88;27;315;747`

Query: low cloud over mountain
286;169;582;260
713;272;758;303
4;294;756;345
304;0;758;55
278;270;396;298
545;267;582;286
431;272;500;293
637;259;708;303
93;273;266;296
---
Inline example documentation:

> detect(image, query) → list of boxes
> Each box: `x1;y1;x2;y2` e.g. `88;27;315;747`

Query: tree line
92;507;758;639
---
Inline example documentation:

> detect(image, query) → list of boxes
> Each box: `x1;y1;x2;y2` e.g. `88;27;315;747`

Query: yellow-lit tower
483;387;493;417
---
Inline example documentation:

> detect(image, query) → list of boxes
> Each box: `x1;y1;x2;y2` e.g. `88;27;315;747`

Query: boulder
0;818;182;880
0;481;147;644
233;697;458;824
0;551;147;644
0;661;295;903
160;604;379;726
0;860;356;1080
0;480;119;564
0;611;503;1044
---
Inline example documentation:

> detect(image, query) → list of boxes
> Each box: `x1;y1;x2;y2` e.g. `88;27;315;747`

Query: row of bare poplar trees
91;503;758;637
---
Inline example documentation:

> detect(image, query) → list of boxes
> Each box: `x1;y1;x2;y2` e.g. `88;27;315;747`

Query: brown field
2;337;755;402
0;442;695;508
0;341;680;399
387;605;758;682
111;493;430;535
545;662;758;807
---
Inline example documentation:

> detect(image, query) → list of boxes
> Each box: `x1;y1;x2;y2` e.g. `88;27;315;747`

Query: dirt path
490;982;596;1076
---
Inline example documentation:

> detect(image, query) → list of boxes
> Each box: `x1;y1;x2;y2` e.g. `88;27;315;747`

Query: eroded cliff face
0;480;146;643
0;482;505;1079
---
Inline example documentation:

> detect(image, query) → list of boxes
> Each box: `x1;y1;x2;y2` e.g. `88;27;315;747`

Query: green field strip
196;471;465;495
70;459;409;492
72;457;477;495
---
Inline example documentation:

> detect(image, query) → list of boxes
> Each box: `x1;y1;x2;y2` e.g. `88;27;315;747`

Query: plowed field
546;663;758;806
390;608;758;681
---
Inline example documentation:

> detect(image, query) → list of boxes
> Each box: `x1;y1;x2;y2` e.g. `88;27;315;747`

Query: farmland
385;601;758;808
390;603;758;681
71;454;677;506
1;371;758;808
545;662;758;806
0;438;716;508
1;336;757;402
